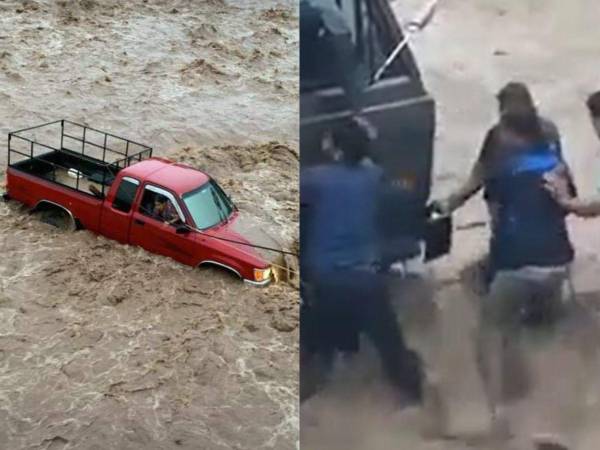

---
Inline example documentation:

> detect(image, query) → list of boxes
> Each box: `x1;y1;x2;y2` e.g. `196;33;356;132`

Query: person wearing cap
544;91;600;216
434;82;576;434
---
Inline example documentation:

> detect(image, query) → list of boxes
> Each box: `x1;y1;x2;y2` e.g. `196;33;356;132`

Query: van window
300;0;411;93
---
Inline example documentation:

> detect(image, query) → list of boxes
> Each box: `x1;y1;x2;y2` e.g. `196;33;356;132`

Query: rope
373;0;441;82
188;225;299;258
138;205;299;258
271;261;301;278
181;224;301;278
182;223;301;278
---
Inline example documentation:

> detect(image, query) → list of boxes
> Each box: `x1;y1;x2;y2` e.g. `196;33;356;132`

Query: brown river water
0;1;298;449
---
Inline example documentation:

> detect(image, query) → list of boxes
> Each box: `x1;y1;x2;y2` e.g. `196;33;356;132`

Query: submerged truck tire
33;201;77;232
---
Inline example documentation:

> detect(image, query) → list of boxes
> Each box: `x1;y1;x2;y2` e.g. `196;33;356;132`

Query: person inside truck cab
152;195;180;225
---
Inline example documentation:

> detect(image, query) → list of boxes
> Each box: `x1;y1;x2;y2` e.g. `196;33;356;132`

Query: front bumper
245;266;273;286
244;277;272;287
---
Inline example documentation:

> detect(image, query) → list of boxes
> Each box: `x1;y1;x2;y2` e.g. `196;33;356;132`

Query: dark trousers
301;269;423;402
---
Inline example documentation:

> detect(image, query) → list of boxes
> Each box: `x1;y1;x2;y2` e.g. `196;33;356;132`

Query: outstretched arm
434;129;495;214
443;161;484;213
561;197;600;217
544;168;600;217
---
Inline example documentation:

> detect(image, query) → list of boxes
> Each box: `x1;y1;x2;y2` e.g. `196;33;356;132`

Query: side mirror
176;224;190;234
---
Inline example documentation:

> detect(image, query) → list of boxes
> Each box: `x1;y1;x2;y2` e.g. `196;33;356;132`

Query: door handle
134;219;145;226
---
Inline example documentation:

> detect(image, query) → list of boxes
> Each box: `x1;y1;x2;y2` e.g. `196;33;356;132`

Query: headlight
254;267;272;282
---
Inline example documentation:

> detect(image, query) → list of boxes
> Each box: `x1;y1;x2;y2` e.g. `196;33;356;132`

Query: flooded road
301;1;600;449
0;1;298;449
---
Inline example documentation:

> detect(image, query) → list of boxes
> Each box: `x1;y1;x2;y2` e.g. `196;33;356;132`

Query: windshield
183;180;234;230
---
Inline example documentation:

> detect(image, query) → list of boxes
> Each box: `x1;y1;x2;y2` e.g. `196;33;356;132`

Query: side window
112;178;139;213
361;1;411;80
139;188;181;224
300;0;411;92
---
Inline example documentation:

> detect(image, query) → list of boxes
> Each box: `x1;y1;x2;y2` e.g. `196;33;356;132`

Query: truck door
128;185;197;266
99;176;140;244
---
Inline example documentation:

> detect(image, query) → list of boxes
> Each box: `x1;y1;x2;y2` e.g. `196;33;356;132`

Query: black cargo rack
7;119;153;196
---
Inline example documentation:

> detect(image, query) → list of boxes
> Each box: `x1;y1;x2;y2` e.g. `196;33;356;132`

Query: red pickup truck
4;120;275;286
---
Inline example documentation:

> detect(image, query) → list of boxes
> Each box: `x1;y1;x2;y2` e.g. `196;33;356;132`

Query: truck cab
101;159;273;285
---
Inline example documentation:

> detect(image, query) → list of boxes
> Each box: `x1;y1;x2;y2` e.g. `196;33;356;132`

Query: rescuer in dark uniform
300;118;424;404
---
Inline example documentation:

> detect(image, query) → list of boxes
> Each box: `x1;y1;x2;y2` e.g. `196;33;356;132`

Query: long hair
497;82;545;144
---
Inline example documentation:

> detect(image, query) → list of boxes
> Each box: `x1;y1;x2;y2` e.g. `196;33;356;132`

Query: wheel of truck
36;205;76;231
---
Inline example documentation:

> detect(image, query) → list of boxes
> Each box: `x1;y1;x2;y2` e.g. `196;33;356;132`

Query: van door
300;0;435;202
300;0;439;260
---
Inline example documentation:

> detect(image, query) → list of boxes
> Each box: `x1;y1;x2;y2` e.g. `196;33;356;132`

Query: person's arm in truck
163;200;181;225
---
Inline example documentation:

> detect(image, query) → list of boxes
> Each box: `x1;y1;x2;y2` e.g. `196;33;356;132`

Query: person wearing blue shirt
435;83;576;434
300;119;423;404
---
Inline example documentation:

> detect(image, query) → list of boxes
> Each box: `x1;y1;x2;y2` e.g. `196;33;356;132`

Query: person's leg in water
522;268;567;327
478;271;533;434
300;291;330;402
355;271;424;403
305;270;423;402
479;267;570;440
301;272;362;395
300;280;328;402
322;287;360;378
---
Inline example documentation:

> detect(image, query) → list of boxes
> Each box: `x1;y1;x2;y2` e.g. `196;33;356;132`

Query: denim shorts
483;266;568;328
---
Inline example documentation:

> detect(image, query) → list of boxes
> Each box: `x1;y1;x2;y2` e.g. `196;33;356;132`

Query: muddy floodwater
301;1;600;450
0;1;298;449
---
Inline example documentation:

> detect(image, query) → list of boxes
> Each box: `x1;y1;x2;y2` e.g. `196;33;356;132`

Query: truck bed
11;149;118;196
7;120;153;197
